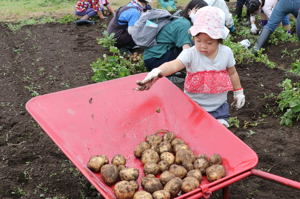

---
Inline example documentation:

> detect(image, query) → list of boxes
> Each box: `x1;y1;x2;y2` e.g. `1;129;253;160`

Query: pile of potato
87;130;226;199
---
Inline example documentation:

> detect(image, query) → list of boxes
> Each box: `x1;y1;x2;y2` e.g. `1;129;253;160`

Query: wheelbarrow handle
251;169;300;190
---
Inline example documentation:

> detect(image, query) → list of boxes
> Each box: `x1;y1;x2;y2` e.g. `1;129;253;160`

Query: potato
164;177;182;197
206;164;226;182
134;141;151;158
163;131;175;143
118;165;126;172
158;160;169;172
114;180;139;199
160;152;175;165
181;176;199;193
87;155;109;172
100;164;119;185
169;164;187;179
187;169;202;182
142;176;163;193
146;134;162;147
175;149;195;165
173;144;189;153
159;141;172;154
119;168;139;181
209;154;222;165
152;190;171;199
144;162;160;175
194;157;209;174
133;190;153;199
159;171;175;185
182;162;194;171
171;138;185;146
142;149;160;164
112;154;126;166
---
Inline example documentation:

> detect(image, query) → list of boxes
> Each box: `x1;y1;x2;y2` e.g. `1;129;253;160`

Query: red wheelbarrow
26;73;300;199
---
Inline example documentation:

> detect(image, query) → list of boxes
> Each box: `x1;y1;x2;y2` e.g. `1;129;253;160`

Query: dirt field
0;19;300;199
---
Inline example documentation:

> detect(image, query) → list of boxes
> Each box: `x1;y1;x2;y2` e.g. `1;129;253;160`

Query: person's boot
253;27;272;51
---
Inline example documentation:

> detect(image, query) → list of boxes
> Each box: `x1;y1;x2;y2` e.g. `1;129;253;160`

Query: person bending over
254;0;300;51
107;0;152;50
247;0;291;34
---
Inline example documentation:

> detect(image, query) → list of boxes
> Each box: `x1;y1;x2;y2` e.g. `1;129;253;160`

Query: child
246;0;291;34
99;0;115;16
136;6;246;127
75;0;106;20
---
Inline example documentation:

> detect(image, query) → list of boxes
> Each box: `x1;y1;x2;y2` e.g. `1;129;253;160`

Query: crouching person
107;0;152;51
75;0;106;20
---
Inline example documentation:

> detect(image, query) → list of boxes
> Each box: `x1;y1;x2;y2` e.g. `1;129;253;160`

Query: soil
0;19;300;199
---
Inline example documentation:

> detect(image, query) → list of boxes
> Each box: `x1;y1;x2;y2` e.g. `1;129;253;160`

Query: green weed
92;33;146;82
277;79;300;126
228;116;240;128
290;60;300;75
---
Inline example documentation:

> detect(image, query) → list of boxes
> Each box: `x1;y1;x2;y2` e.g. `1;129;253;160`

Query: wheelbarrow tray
26;73;258;199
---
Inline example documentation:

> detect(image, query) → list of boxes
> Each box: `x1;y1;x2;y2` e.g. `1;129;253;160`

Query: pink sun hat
189;6;229;39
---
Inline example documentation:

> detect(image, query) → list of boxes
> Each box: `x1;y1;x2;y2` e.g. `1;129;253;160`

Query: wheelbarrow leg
223;186;230;199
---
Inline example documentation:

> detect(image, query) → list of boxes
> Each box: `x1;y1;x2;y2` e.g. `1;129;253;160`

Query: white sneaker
217;119;229;128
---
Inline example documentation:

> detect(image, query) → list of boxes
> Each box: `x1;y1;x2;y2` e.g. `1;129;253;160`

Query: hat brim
190;26;229;40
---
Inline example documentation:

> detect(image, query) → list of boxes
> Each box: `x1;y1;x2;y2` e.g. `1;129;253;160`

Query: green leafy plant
290;60;300;75
277;79;300;126
269;27;298;45
228;116;240;128
92;33;146;82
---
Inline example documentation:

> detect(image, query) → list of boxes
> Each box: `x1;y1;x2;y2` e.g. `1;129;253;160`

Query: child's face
194;33;219;57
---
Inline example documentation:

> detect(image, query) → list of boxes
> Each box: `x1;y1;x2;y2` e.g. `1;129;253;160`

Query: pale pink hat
189;6;229;39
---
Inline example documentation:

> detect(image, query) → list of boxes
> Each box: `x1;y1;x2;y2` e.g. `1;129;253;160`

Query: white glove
239;39;251;48
136;68;162;90
251;24;258;34
232;89;245;109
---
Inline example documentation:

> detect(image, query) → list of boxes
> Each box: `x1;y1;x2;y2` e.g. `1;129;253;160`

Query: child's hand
232;89;245;109
136;68;162;91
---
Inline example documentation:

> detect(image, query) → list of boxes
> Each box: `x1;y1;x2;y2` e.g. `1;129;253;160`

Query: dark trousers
144;47;181;71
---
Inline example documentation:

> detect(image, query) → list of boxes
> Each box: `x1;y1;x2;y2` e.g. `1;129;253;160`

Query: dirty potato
182;162;194;171
144;162;160;175
160;152;175;165
118;165;126;172
87;155;109;172
158;160;169;172
112;154;126;166
171;138;185;146
142;176;163;193
206;164;226;182
164;177;183;197
187;169;202;182
162;131;175;143
173;144;189;153
175;149;195;165
114;180;139;199
142;149;160;164
181;176;199;193
100;164;119;185
159;171;175;185
133;190;153;199
119;168;139;181
194;157;210;174
134;141;151;158
159;141;172;154
209;154;222;165
152;190;171;199
169;164;187;179
146;134;162;147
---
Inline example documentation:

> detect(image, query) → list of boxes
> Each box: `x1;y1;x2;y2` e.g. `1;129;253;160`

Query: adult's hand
136;68;162;91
